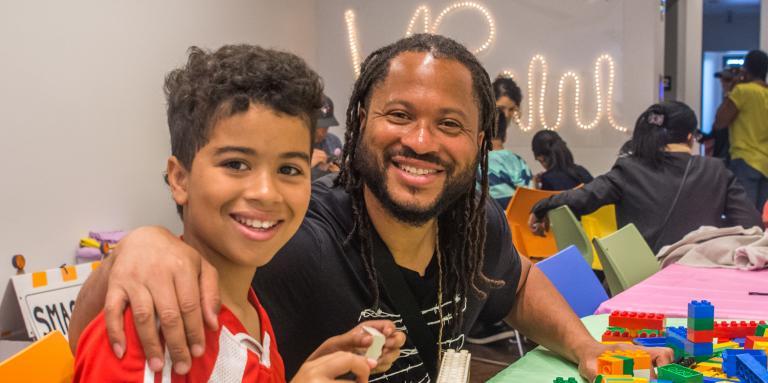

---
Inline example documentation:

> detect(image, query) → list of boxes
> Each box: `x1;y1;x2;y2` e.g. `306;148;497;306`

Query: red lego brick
608;311;666;331
714;320;767;340
687;329;714;343
602;330;633;342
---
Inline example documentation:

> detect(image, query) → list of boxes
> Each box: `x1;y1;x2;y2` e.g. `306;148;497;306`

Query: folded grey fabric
656;225;767;270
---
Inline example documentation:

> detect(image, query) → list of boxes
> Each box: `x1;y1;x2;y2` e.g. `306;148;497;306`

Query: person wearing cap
311;95;343;179
713;50;768;210
701;67;739;161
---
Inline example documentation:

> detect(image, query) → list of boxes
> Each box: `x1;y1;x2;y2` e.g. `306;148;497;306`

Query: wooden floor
467;338;538;383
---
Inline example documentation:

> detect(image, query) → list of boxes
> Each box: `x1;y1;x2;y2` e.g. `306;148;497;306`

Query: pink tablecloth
595;264;768;319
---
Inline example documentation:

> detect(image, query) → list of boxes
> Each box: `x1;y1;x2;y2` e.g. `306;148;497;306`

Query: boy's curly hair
165;44;324;170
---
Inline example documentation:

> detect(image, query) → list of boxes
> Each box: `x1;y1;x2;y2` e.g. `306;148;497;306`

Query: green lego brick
757;323;768;336
637;328;662;336
552;378;578;383
687;317;714;331
615;355;634;375
658;364;703;383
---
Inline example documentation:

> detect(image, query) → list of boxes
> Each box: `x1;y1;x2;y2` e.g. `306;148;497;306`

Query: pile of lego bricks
552;300;768;383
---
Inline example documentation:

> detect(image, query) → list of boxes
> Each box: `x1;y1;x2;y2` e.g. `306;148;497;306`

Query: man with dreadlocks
70;34;673;382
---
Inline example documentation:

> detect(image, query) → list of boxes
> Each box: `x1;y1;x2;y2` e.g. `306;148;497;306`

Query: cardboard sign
1;262;100;340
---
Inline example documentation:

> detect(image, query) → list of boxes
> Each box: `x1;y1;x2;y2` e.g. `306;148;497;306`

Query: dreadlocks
336;34;503;337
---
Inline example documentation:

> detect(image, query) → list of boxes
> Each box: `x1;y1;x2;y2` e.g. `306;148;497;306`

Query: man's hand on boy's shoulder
307;320;406;374
103;226;219;375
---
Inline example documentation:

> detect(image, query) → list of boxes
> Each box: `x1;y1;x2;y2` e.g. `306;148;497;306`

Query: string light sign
344;2;626;132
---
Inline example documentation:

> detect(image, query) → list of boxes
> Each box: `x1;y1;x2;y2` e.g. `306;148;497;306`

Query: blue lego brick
702;377;738;382
667;326;688;348
634;337;669;347
685;340;713;357
688;300;715;319
722;349;767;377
735;354;768;383
735;337;747;347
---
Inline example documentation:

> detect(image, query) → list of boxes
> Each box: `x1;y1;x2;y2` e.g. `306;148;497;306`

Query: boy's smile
167;103;312;269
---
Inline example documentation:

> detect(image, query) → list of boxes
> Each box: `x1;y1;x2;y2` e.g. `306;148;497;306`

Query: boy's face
167;103;311;268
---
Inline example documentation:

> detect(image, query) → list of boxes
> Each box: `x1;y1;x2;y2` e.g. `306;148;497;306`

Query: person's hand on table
306;320;405;374
528;213;549;236
104;226;218;375
576;342;674;382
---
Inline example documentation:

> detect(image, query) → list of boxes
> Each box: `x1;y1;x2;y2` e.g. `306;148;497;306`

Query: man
311;94;343;179
713;50;768;210
70;35;671;382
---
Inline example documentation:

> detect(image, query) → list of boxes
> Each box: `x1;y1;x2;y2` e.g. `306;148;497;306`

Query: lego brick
689;317;715;331
688;330;715;343
604;329;634;342
685;341;714;358
757;324;768;337
634;337;669;348
553;378;579;383
715;321;767;340
746;337;768;350
734;354;768;383
688;300;715;319
657;364;703;382
609;311;666;331
722;349;767;377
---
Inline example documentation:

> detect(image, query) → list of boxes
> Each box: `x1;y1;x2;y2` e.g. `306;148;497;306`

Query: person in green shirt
714;50;768;211
484;77;533;209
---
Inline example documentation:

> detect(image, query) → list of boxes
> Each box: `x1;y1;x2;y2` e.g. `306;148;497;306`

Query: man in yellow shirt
714;49;768;211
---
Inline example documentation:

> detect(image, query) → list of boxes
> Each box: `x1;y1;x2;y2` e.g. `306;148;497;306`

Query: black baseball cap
317;94;339;128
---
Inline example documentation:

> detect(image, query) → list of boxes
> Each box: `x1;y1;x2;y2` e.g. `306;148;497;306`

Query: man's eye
223;161;248;171
279;166;302;176
389;111;410;121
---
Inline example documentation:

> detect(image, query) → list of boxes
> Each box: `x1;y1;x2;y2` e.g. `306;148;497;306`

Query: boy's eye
279;166;302;176
223;160;249;171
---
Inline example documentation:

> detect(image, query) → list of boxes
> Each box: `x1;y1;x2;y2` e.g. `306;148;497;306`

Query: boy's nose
245;171;283;205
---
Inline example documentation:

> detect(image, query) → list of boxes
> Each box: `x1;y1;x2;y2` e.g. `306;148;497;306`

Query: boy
74;45;403;382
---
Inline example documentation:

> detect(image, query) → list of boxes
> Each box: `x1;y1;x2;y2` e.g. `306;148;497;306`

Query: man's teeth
235;216;278;229
400;164;437;176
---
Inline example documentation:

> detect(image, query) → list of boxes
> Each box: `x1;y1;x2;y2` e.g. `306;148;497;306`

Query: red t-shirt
74;289;285;382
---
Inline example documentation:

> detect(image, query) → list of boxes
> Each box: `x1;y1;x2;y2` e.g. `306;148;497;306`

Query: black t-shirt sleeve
474;199;523;324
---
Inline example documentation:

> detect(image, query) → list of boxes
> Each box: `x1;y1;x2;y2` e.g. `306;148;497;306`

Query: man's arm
69;226;220;375
713;97;738;131
69;254;115;353
506;257;673;381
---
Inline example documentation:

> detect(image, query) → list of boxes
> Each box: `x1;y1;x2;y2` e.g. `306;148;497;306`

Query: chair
0;330;73;382
536;245;609;317
581;204;618;270
592;224;660;296
505;187;560;259
547;206;593;265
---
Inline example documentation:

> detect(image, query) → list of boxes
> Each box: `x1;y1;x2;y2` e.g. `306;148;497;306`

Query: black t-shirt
539;165;593;191
252;175;522;381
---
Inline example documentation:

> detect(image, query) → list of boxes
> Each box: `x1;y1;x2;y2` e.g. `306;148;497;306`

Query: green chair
592;223;660;295
547;206;592;266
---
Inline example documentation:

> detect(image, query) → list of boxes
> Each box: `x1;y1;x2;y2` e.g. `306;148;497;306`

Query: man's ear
358;107;367;133
478;131;485;148
167;156;190;208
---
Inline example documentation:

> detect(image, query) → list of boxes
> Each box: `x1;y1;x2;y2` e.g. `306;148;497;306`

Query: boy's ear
167;156;190;207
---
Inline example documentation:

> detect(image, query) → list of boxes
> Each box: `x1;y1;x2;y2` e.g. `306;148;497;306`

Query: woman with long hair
529;101;762;253
531;130;593;190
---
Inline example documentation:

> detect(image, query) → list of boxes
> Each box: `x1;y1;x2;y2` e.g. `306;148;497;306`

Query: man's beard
354;139;478;226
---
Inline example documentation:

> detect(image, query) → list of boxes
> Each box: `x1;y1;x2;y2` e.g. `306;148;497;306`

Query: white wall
0;0;317;302
316;0;664;177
